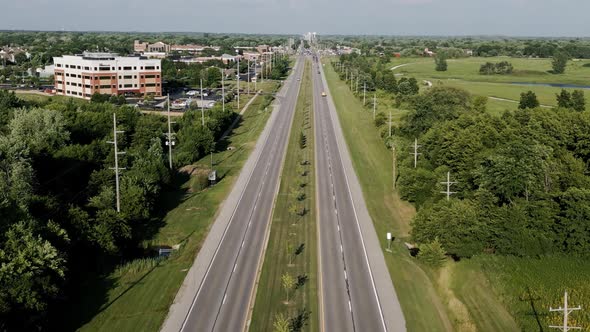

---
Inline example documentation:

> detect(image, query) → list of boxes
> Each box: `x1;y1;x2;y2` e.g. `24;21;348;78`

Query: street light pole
254;57;257;91
247;57;250;95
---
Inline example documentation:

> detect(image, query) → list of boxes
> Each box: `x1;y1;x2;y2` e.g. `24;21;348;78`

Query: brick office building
53;52;162;100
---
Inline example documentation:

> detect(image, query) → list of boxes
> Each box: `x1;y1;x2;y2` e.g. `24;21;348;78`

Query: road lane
313;55;406;332
162;56;305;332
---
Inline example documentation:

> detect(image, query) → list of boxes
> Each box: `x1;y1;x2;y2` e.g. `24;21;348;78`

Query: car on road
321;91;327;97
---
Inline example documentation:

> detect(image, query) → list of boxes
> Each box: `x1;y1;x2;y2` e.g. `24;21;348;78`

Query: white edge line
320;58;388;332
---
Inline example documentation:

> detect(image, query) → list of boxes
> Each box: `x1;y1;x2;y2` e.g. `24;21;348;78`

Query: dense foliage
388;86;590;258
0;90;236;330
479;61;514;75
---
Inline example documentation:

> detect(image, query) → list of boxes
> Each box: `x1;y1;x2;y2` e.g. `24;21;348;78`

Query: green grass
386;56;590;114
323;59;455;332
474;255;590;331
63;84;279;332
250;60;319;332
389;56;590;85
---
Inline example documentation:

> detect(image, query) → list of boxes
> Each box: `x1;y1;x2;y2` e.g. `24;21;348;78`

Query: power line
165;94;176;170
410;138;421;168
549;291;582;332
107;113;125;212
440;171;457;201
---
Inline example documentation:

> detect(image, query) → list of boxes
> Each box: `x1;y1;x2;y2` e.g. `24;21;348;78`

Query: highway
312;55;407;332
161;56;304;332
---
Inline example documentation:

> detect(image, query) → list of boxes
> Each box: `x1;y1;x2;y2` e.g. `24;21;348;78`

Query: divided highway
161;56;304;332
313;56;406;332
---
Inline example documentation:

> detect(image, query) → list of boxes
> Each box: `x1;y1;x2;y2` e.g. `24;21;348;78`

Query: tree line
386;86;590;259
0;89;238;330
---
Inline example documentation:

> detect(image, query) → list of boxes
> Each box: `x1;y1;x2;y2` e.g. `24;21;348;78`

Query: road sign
387;232;392;240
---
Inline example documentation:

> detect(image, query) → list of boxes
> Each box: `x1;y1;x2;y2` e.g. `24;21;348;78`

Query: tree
473;96;488;113
556;89;572;108
281;273;295;303
417;238;447;267
552;50;569;74
479;62;495;75
434;54;447;72
519;91;540;109
0;221;66;315
8;108;70;155
571;90;586;112
273;313;290;332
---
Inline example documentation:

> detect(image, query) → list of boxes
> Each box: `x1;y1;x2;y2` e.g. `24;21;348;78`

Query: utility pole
200;78;205;126
107;113;125;212
236;50;240;110
411;138;421;168
373;93;376;119
254;57;257;91
389;111;392;137
440;171;457;201
221;68;225;112
392;145;397;190
350;71;354;90
356;72;359;94
247;57;250;95
363;82;366;106
165;94;175;169
549;291;582;332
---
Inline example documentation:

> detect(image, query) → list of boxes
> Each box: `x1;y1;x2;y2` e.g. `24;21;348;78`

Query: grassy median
58;83;280;332
250;60;319;332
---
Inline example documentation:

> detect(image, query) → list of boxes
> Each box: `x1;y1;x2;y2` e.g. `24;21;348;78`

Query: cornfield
478;255;590;331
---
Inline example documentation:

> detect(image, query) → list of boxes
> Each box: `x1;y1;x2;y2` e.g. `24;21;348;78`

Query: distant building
134;40;170;53
423;48;435;57
53;52;162;100
36;64;55;78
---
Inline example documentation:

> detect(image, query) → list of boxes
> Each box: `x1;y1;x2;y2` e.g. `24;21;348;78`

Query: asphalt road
162;56;304;332
313;56;406;332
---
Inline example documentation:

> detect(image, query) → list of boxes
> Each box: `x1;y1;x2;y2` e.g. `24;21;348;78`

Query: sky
1;0;589;37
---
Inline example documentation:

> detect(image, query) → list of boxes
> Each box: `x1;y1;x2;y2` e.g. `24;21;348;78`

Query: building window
77;74;81;78
123;66;132;70
134;75;137;79
140;66;143;70
123;75;132;79
77;65;81;69
133;66;136;70
94;67;97;70
124;84;133;88
56;64;62;68
119;85;122;88
118;67;121;70
145;66;155;70
84;66;90;70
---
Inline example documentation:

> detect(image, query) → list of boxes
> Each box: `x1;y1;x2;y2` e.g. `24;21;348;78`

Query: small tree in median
281;273;296;303
273;313;290;332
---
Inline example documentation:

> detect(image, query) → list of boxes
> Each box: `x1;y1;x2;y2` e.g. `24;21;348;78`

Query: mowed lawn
60;85;279;332
250;60;319;332
323;59;519;332
389;56;590;115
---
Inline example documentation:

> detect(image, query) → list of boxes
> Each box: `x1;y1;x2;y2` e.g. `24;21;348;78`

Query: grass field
250;60;319;332
388;56;590;114
324;59;525;331
58;83;279;332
